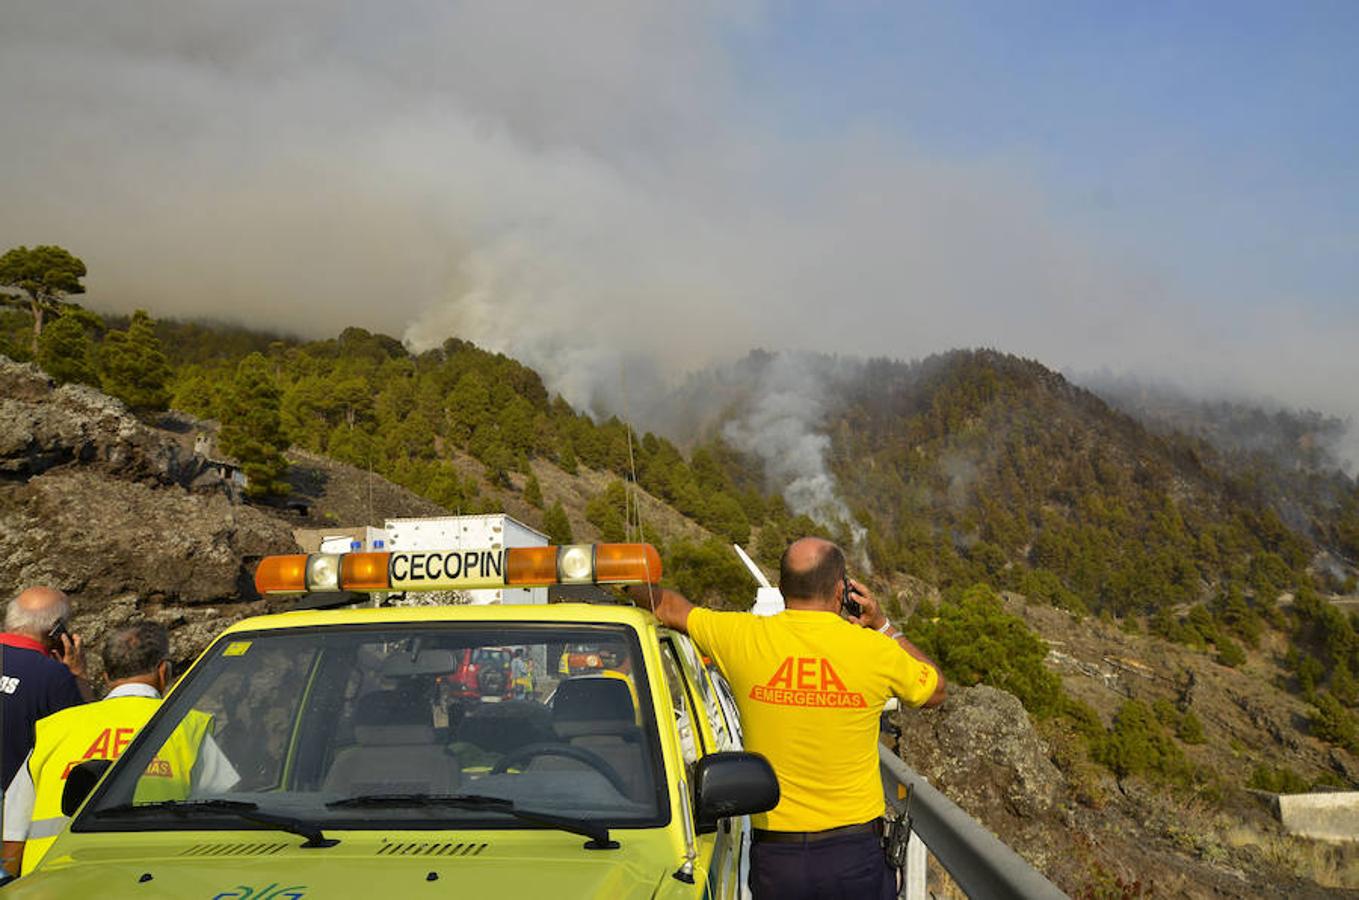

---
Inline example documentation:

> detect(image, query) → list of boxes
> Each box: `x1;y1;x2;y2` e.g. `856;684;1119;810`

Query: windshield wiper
326;793;619;849
93;799;338;848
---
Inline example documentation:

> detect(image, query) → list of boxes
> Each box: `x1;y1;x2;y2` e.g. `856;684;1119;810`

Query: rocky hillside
1;358;429;676
0;355;717;676
891;599;1359;898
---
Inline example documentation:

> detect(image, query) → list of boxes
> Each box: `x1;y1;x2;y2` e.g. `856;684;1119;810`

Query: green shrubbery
1152;699;1205;745
904;583;1068;720
542;502;573;544
1094;700;1193;782
1248;764;1312;794
667;537;756;608
902;584;1228;787
1310;693;1359;752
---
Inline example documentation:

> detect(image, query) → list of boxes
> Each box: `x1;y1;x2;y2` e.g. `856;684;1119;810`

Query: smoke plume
712;352;867;560
1;3;1356;471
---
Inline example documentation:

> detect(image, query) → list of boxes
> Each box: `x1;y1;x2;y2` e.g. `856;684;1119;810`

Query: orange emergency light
254;542;662;596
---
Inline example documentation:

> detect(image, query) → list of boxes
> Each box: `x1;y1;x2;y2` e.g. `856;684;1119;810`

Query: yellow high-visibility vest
22;696;211;874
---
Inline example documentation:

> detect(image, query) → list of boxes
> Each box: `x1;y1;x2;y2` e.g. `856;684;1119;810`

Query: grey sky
1;2;1354;446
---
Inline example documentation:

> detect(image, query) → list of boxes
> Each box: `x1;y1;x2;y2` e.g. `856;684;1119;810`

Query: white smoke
2;3;1357;474
721;352;868;562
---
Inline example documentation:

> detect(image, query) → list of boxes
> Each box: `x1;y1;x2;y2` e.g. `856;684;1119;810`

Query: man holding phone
0;587;91;796
629;537;945;899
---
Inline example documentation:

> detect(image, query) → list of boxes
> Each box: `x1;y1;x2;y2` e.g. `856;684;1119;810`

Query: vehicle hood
6;833;680;899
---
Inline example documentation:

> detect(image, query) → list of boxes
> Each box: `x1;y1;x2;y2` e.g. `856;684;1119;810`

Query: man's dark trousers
750;829;896;899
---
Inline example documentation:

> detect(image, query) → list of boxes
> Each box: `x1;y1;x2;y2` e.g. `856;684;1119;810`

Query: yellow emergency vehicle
1;543;776;898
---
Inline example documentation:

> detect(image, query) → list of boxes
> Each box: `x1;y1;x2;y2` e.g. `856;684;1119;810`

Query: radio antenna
732;544;772;589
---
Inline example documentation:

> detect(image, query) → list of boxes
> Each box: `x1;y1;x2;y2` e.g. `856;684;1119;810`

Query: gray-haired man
0;588;91;792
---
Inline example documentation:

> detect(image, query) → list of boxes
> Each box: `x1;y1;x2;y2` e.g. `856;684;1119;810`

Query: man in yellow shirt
630;537;944;900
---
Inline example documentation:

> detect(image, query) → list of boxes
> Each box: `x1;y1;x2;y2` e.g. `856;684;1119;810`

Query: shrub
1311;693;1359;751
1331;662;1358;706
1248;764;1310;794
903;583;1065;719
1177;711;1206;744
542;501;573;545
523;473;544;508
1216;638;1246;668
668;537;754;609
1094;700;1190;781
585;480;628;542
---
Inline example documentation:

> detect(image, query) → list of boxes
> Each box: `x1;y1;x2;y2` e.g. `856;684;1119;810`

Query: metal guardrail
879;745;1069;900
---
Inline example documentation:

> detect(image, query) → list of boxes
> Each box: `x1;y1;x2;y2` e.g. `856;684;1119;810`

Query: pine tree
170;370;220;419
36;315;98;386
558;442;579;475
446;372;491;446
1331;661;1358;706
100;310;172;410
218;352;290;498
524;473;544;508
0;244;86;355
543;501;574;544
1311;692;1359;751
586;481;628;542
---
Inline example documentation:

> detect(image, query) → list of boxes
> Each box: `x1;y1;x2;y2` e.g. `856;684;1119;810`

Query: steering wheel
490;742;630;796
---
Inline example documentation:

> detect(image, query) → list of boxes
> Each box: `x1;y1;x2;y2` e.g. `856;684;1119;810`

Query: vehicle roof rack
548;584;632;605
290;591;372;611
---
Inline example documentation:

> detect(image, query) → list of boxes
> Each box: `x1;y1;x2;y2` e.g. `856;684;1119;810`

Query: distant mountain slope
1084;375;1359;569
684;348;1332;619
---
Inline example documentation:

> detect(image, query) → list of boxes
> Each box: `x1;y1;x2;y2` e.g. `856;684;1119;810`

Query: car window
706;665;744;748
671;636;734;751
80;623;667;832
159;638;316;794
658;641;702;766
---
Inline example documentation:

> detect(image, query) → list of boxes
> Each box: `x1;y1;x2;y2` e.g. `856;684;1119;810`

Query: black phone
842;575;862;618
47;617;70;647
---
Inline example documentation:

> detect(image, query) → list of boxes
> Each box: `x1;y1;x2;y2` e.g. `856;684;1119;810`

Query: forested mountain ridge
826;349;1322;608
673;347;1350;609
1088;375;1359;567
5;309;1356;662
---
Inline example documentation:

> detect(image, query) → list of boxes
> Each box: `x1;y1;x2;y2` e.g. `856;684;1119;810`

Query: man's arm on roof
625;585;694;632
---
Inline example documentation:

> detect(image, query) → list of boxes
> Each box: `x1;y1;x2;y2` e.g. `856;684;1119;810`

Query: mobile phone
841;575;862;618
47;617;71;647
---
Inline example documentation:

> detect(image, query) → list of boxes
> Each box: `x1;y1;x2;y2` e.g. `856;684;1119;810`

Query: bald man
630;538;944;900
0;588;90;793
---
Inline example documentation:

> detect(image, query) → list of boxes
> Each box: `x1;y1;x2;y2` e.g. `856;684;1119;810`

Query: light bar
254;543;662;596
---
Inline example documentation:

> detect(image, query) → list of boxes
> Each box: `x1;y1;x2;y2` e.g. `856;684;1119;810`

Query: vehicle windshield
77;623;665;833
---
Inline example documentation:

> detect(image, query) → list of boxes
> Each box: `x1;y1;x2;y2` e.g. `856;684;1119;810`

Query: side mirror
61;758;114;816
692;751;779;835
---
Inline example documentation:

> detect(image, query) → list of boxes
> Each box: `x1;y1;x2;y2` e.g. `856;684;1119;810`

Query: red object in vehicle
441;648;513;701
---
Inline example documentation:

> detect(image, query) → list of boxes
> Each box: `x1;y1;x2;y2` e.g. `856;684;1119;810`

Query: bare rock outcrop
1;359;202;485
0;356;296;633
892;685;1090;890
1;469;294;602
895;683;1065;820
